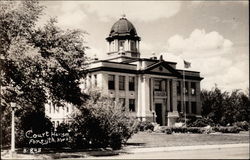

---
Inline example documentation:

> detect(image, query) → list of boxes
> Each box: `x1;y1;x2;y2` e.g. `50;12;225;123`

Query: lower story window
129;99;135;112
119;98;125;111
185;101;189;114
191;102;197;114
177;101;181;112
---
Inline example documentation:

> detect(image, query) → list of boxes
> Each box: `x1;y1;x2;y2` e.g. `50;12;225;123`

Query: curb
126;143;249;153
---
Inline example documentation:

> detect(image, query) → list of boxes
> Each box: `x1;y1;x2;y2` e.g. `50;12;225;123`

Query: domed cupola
106;15;141;58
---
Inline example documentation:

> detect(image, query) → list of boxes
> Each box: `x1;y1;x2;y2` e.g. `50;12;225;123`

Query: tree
0;1;88;146
201;86;249;126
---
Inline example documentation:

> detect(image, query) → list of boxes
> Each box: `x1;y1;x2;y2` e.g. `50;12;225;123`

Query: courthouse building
46;16;203;126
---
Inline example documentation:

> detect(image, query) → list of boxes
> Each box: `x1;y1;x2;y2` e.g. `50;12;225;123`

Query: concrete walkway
1;143;249;159
125;143;249;153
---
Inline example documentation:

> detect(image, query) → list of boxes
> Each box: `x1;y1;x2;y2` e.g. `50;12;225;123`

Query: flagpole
183;69;186;127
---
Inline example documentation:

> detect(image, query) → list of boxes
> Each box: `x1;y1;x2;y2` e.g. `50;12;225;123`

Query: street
87;146;249;159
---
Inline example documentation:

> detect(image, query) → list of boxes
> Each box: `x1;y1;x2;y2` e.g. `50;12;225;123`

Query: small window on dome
130;41;136;51
119;40;125;51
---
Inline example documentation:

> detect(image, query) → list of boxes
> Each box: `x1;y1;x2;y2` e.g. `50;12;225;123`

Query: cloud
56;2;87;29
163;29;248;91
84;1;181;22
167;29;233;57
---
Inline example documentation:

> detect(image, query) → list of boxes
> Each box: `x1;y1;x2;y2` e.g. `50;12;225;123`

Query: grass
125;131;249;148
2;131;249;159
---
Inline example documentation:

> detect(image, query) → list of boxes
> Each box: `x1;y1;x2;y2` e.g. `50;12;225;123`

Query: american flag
184;60;191;68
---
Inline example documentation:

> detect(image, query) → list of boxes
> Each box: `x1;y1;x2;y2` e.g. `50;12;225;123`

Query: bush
136;121;154;132
212;126;241;133
168;127;211;134
233;121;249;131
188;118;215;127
164;127;173;134
187;127;205;134
172;127;188;133
70;91;137;150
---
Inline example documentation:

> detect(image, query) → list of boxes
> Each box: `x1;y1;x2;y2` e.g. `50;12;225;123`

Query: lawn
2;131;249;159
125;131;249;148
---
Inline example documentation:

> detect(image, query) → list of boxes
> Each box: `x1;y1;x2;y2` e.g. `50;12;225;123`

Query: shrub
233;121;249;131
164;127;173;134
212;126;241;133
188;118;215;127
172;127;187;133
70;91;137;150
186;127;203;134
136;121;154;132
169;127;211;134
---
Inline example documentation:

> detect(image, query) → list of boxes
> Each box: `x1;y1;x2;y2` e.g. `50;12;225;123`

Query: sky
39;1;249;92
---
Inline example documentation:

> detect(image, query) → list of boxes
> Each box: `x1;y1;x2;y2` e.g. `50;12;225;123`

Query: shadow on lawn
126;142;146;147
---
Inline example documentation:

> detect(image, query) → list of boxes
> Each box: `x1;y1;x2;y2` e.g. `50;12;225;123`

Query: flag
184;60;191;68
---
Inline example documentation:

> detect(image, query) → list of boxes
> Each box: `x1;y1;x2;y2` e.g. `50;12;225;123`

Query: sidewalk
125;143;249;153
1;143;249;159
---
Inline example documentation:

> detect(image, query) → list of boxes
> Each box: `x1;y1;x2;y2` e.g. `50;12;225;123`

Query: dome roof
106;16;140;41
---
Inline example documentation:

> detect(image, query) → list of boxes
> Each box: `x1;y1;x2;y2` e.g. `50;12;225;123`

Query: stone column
137;75;142;120
140;75;150;121
172;80;177;111
167;79;170;112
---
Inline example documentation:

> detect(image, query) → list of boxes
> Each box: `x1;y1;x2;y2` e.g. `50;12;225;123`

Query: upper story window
184;81;188;95
191;82;196;95
108;75;115;90
177;81;181;95
129;76;135;91
154;79;162;91
119;76;125;90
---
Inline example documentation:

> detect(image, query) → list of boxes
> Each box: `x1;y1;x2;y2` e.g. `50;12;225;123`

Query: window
177;81;181;95
119;98;126;111
108;75;115;90
66;106;69;113
119;76;125;90
184;81;188;95
191;102;197;114
129;76;135;91
88;75;92;87
191;82;196;95
94;74;97;87
119;40;125;50
185;101;189;114
130;41;136;51
177;101;182;112
129;99;135;112
154;79;162;91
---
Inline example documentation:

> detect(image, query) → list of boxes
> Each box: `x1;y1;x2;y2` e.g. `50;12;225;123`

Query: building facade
46;16;203;126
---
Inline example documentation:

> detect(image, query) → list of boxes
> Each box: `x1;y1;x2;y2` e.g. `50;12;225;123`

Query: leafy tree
0;1;88;147
201;86;249;126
